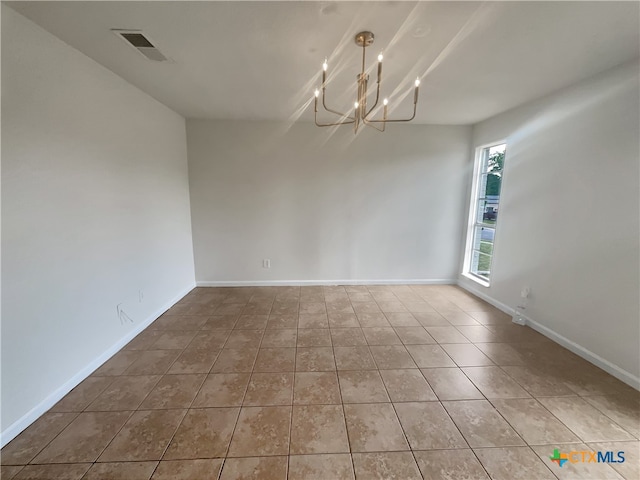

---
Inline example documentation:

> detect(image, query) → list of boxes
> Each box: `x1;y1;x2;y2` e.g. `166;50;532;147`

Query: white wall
1;5;195;442
187;120;471;284
459;61;640;385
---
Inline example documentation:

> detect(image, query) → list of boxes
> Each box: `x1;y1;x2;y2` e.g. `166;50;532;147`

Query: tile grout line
369;284;424;476
12;411;84;467
497;361;640;441
21;365;130;467
149;298;236;480
394;286;504;479
159;291;248;478
447;335;564;479
6;285;637;479
476;351;628;448
372;284;476;479
335;286;357;479
44;341;182;469
216;294;270;475
285;289;301;479
31;335;174;470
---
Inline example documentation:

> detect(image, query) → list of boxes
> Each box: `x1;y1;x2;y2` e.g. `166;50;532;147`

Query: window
463;142;506;285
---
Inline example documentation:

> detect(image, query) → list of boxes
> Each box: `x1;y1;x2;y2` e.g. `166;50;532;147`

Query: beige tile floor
2;285;639;479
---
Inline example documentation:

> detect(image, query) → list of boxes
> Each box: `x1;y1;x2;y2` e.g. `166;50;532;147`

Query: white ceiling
7;1;639;124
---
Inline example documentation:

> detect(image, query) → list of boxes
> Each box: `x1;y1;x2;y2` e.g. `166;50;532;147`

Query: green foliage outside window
485;150;504;196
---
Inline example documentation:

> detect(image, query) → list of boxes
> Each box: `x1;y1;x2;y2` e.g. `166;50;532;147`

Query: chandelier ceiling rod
313;31;420;133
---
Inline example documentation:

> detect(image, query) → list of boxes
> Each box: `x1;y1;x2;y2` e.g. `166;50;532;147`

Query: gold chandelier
313;31;420;133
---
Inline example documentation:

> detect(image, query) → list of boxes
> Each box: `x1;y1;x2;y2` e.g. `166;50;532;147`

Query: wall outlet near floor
263;259;271;269
512;305;527;326
138;290;144;302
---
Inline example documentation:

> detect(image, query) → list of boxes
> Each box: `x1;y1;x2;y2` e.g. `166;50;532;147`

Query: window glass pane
470;250;480;274
465;142;506;284
486;172;501;198
479;240;493;257
475;252;492;278
472;228;495;253
486;146;504;196
476;199;487;223
480;150;490;173
488;144;506;156
471;227;483;251
482;202;498;224
478;174;488;198
478;226;495;246
470;251;492;277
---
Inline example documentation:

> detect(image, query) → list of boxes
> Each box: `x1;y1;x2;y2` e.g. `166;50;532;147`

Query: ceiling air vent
111;29;168;62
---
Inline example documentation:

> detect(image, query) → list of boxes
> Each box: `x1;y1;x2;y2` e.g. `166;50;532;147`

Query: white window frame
462;140;507;287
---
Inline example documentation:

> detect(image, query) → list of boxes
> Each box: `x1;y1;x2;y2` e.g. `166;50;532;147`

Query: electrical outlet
512;305;526;325
521;286;530;298
263;259;271;269
139;290;144;302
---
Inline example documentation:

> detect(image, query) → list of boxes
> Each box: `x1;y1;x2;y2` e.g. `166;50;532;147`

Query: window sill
461;272;490;288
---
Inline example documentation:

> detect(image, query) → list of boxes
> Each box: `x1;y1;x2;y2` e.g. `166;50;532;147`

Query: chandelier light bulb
323;59;328;71
354;101;359;108
314;89;320;98
415;77;421;87
383;98;389;106
378;52;383;62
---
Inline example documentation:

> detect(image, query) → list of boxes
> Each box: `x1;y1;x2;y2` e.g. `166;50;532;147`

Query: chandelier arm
315;90;354;122
321;56;353;118
321;89;352;118
315;118;356;127
366;103;417;123
364;55;381;118
364;83;380;118
315;110;355;127
362;118;385;132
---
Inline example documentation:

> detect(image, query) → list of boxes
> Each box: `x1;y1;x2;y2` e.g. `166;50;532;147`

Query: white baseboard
457;281;640;391
196;279;457;287
455;281;516;316
0;283;196;448
524;315;640;391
